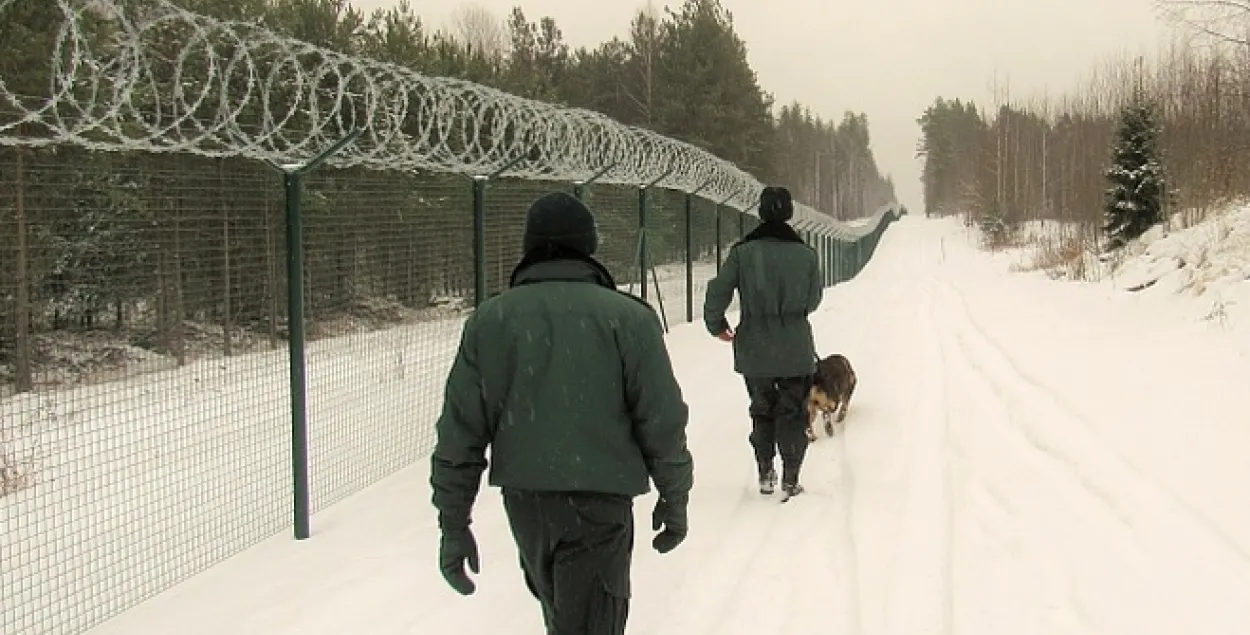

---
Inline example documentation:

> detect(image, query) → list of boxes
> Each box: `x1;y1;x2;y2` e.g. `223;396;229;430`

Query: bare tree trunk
14;149;33;393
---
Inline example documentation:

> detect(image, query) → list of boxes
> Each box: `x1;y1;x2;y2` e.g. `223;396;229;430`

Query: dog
806;353;857;442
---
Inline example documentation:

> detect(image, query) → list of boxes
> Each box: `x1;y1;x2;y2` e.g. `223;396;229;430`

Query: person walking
703;185;823;499
429;191;694;634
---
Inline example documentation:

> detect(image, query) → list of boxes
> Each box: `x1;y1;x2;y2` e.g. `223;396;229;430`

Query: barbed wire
0;0;884;237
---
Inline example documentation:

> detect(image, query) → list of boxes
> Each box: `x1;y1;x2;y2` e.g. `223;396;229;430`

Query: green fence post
685;196;695;322
825;235;834;286
817;232;825;284
715;187;746;273
469;154;527;306
835;240;843;283
282;170;310;540
265;128;361;541
684;179;715;324
825;234;832;286
637;186;648;301
472;176;487;306
714;205;722;271
632;168;675;327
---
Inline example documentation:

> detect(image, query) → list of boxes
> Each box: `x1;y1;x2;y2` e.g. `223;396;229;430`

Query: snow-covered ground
0;256;725;635
72;213;1250;635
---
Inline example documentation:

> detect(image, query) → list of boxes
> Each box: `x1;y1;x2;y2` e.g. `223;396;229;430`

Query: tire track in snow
932;279;1250;631
875;282;954;635
940;280;1250;566
829;429;863;635
804;250;920;635
692;486;799;635
932;298;1108;634
812;298;877;635
652;464;788;634
725;486;846;635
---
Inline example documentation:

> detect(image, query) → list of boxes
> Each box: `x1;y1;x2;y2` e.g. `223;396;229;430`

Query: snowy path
86;216;1250;635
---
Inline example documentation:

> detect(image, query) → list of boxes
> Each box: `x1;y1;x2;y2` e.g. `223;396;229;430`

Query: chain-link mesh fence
297;168;472;515
0;142;902;635
1;148;292;634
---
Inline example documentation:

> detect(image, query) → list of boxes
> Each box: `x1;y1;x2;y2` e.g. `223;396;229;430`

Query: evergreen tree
1103;92;1165;251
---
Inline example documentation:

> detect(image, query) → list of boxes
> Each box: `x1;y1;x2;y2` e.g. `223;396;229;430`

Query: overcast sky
352;0;1173;210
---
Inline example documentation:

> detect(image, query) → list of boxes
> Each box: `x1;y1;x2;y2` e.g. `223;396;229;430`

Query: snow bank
1108;204;1250;327
983;205;1250;331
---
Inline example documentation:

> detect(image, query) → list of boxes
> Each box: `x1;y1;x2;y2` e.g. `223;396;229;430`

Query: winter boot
781;465;803;500
758;466;778;495
780;482;804;502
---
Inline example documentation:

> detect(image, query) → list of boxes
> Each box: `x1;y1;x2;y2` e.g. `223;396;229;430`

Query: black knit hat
759;186;794;224
522;192;599;256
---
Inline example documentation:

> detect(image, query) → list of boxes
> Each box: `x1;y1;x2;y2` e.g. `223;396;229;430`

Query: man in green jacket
430;192;694;634
704;186;822;499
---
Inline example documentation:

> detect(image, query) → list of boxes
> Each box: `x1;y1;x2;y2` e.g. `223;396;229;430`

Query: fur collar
737;220;807;246
508;244;618;290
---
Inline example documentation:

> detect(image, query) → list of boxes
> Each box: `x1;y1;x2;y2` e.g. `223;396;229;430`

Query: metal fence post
472;176;488;307
835;240;843;283
825;235;834;286
714;186;745;274
281;169;310;541
469;155;527;306
684;196;693;323
821;234;828;284
714;205;722;271
631;168;675;328
684;179;714;324
637;186;648;301
265;128;361;541
821;234;829;286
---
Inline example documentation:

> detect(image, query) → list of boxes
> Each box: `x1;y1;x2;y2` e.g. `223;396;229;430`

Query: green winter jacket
430;255;694;531
703;222;823;378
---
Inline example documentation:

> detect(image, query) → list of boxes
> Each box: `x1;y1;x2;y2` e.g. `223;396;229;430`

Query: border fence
0;2;904;634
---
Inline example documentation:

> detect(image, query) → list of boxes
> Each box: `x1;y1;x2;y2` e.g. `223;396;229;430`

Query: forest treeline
917;29;1250;239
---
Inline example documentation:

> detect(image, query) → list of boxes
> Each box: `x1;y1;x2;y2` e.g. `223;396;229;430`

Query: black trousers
502;489;634;635
744;375;813;485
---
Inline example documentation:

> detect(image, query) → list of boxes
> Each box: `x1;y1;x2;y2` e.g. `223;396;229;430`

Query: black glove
439;527;480;595
651;495;688;554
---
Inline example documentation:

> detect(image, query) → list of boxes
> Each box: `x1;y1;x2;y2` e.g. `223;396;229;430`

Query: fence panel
299;168;471;515
1;148;291;635
579;184;641;290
